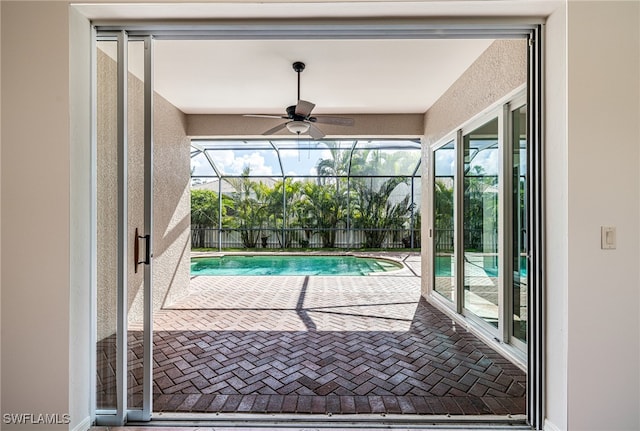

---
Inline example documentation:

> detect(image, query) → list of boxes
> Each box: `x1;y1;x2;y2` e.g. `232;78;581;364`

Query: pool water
435;255;528;278
191;255;402;276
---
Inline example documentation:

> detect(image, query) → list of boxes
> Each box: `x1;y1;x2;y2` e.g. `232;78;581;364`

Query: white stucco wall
422;39;527;146
151;96;191;312
421;39;527;298
95;46;118;342
96;48;191;340
544;4;569;430
188;113;425;138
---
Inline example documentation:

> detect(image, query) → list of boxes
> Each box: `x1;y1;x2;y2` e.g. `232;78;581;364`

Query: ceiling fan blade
308;123;326;139
295;100;316;117
310;116;355;127
244;114;288;120
262;122;288;135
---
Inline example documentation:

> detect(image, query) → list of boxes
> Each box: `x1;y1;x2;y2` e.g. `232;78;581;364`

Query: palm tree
224;167;267;248
464;165;498;252
190;189;220;248
261;178;303;247
351;176;411;248
434;179;454;252
316;147;350;179
300;181;347;248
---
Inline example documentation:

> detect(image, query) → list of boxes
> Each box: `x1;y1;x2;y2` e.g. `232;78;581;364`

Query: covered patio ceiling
89;1;548;139
99;37;495;118
84;1;557;119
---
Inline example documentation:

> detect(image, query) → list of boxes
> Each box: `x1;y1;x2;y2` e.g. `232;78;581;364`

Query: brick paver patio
97;253;525;416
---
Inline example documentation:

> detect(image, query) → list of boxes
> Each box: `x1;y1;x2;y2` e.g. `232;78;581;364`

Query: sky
434;140;526;178
191;139;423;179
192;145;333;177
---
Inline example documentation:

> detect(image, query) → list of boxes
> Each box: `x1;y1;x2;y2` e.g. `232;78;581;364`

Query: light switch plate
601;226;616;250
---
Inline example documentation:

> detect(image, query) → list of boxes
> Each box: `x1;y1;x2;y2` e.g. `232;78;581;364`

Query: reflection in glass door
463;118;500;329
433;141;456;303
511;105;527;344
430;96;530;354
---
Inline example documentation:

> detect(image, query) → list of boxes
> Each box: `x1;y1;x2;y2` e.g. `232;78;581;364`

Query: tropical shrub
300;182;347;248
351;177;411;248
191;189;220;248
224;168;268;248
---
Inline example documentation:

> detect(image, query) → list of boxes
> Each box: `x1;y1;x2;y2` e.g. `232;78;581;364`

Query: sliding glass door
511;103;528;347
95;32;154;425
463;118;500;329
433;141;456;303
430;93;528;352
95;36;119;415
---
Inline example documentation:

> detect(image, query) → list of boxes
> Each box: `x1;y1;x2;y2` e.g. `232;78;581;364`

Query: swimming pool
434;255;528;278
190;255;402;276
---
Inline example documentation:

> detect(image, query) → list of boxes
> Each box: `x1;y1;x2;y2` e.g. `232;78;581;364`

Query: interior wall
564;2;640;430
69;6;92;429
1;2;71;430
543;4;568;430
0;0;3;419
0;3;638;431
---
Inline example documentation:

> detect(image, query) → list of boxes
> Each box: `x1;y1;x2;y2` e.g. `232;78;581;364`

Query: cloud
208;150;274;176
279;149;301;159
191;153;216;176
469;147;499;176
435;148;455;176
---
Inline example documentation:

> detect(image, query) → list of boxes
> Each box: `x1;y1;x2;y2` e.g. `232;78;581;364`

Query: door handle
134;227;151;273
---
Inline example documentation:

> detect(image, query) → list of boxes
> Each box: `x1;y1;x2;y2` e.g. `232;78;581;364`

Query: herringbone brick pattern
155;275;421;332
97;265;525;416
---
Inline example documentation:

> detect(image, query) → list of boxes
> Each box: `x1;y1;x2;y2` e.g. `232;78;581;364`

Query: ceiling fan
244;61;354;139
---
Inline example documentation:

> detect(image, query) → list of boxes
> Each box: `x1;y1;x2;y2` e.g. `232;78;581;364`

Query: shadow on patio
98;267;525;416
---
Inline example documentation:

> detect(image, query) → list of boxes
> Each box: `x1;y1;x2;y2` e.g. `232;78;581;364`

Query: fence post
218;178;222;251
282;176;286;249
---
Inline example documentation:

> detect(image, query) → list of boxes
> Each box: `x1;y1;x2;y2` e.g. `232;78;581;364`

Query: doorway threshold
133;412;529;429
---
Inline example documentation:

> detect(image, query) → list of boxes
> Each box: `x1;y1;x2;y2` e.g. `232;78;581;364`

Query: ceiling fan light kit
286;120;310;134
243;61;354;139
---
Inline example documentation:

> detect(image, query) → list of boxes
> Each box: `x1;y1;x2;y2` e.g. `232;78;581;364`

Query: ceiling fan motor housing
286;104;308;121
243;60;353;139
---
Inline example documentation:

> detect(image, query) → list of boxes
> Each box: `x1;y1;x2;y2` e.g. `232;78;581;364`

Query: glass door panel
463;118;500;328
512;105;527;344
96;39;119;413
433;141;456;302
95;33;154;425
127;39;146;412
